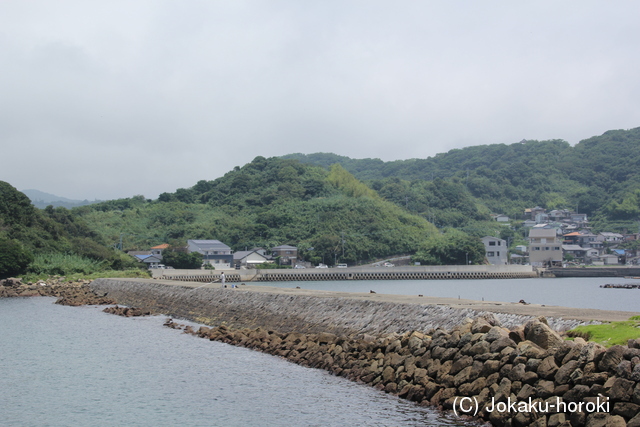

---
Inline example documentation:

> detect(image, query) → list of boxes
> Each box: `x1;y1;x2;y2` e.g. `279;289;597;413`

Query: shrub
26;253;107;277
0;238;34;279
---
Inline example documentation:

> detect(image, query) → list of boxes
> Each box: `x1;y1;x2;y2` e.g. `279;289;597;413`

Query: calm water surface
0;297;471;427
255;276;640;313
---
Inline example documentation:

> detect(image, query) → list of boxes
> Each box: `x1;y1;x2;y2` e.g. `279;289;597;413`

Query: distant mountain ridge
21;189;102;209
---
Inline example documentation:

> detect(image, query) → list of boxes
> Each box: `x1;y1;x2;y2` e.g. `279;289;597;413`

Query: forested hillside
0;181;137;279
4;126;639;278
74;158;443;266
284;127;640;231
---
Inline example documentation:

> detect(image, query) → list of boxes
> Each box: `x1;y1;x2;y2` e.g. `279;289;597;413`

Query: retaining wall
547;267;640;278
152;265;536;283
89;278;582;334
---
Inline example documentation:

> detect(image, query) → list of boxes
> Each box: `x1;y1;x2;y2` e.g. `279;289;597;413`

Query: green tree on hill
162;246;203;269
0;238;34;279
412;229;485;265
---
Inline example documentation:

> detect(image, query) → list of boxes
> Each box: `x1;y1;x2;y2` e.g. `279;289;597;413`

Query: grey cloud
1;1;639;200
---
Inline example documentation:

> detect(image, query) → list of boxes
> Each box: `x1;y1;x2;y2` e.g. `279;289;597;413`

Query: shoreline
4;277;639;425
147;278;638;323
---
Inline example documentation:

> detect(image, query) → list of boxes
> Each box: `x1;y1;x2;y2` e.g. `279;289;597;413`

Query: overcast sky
2;1;639;201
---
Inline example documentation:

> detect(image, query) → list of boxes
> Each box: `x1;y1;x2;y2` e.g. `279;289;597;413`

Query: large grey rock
536;380;555;398
613;401;640;419
508;363;527;382
485;326;509;342
579;342;605;365
609;377;635;402
555;360;580;385
450;355;473;376
628;412;640;427
517;340;547;359
471;318;492;334
563;384;589;402
490;335;517;353
538;356;559;380
468;340;491;356
598;345;626;373
524;318;563;350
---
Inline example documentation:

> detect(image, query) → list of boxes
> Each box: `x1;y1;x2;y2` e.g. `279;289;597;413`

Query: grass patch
22;269;151;282
26;253;108;277
567;317;640;347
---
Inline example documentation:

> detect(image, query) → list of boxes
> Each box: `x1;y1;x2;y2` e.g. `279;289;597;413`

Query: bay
254;276;640;312
0;297;470;427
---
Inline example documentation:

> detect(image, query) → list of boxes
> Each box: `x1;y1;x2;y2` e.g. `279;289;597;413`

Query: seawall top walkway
123;278;637;324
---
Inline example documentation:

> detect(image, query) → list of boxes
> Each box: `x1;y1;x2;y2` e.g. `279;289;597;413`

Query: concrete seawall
547;267;640;278
89;278;614;335
151;264;537;283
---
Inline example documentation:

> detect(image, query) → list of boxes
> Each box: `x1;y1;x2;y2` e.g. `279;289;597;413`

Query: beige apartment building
528;224;563;267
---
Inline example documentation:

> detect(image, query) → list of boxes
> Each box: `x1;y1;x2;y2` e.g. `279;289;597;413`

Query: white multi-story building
481;236;508;265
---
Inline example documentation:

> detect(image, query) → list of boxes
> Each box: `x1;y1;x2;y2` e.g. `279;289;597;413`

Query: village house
187;239;233;269
597;232;624;243
233;248;272;268
271;245;298;266
150;243;169;257
127;251;163;268
481;236;508;265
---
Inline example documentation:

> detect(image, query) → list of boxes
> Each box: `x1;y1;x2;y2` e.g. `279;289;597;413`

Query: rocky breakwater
166;315;640;426
0;277;115;306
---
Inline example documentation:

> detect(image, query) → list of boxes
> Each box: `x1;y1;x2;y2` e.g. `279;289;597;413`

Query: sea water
253;277;640;313
0;297;470;427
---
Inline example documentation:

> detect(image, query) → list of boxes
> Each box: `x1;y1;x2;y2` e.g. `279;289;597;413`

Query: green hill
284;127;640;232
0;181;139;279
75;157;441;266
4;126;639;278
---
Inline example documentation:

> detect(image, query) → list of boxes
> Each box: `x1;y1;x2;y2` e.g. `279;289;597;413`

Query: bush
162;249;203;269
0;238;34;279
26;253;107;277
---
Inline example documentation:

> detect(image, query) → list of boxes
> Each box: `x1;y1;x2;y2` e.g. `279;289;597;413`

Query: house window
496;251;500;256
487;252;495;257
489;241;496;246
544;247;550;251
554;247;560;251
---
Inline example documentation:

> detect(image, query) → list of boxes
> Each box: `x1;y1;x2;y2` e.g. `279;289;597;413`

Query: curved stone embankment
88;278;640;426
165;316;640;427
89;278;591;334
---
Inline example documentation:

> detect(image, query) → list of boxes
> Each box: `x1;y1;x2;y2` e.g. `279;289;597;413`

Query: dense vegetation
3;126;640;278
73;158;444;267
0;181;141;279
284;127;640;233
